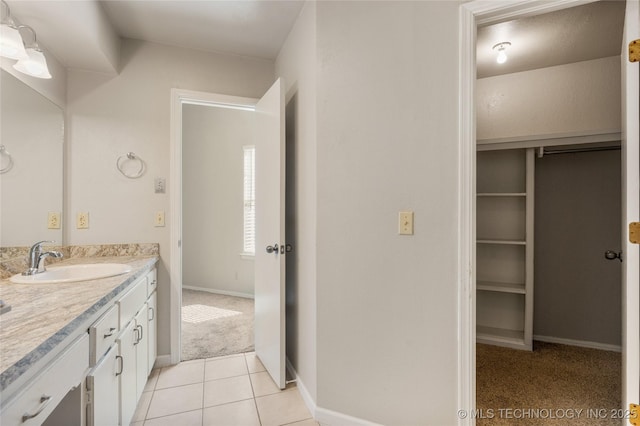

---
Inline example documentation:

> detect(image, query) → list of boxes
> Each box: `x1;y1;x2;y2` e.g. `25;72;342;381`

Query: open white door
622;0;640;412
254;78;286;389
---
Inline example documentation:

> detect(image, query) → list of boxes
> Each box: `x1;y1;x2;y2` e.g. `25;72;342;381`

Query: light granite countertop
0;255;158;398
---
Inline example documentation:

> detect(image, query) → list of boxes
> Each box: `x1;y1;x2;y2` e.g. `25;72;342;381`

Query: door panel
86;345;119;426
254;78;286;389
622;0;640;409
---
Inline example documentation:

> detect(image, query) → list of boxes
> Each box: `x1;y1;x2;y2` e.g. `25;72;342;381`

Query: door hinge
630;222;640;244
630;39;640;63
629;403;640;425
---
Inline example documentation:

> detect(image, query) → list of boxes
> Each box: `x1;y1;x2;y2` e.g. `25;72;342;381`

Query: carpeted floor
181;289;254;361
476;342;621;425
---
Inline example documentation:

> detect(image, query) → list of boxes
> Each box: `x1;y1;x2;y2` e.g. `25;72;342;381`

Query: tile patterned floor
131;352;318;426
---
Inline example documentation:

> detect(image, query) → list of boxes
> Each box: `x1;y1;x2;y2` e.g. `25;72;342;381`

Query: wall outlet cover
77;212;89;229
47;212;61;229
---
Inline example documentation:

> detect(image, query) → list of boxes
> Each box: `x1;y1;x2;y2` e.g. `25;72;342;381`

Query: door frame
169;89;258;364
458;0;629;423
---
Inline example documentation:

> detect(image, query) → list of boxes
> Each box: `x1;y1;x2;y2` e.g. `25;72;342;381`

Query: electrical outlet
154;211;165;227
47;212;61;229
77;212;89;229
399;211;414;235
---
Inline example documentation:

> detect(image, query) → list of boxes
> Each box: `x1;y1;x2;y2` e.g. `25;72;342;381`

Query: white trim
457;4;476;426
477;130;622;151
533;335;622;353
285;358;382;426
182;285;254;300
154;354;172;369
459;1;602;425
169;88;259;365
285;359;317;420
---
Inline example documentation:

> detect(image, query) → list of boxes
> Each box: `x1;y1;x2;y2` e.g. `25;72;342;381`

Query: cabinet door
134;304;149;402
118;320;137;426
147;292;157;375
86;345;119;426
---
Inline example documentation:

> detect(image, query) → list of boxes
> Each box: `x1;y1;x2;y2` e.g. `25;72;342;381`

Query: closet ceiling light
493;42;511;64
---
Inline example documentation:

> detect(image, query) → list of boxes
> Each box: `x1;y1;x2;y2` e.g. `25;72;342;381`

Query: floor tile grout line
245;352;264;426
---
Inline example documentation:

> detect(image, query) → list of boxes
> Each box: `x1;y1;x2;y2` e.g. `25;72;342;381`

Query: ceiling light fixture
13;25;51;79
0;0;27;60
493;42;511;64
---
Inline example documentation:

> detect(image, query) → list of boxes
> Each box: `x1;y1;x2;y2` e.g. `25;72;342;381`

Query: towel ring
116;152;145;179
0;145;14;174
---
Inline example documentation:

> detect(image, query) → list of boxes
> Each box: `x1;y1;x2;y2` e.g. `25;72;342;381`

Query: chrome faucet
22;240;64;276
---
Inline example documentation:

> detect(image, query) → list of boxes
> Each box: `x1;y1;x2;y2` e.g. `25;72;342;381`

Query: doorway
180;102;257;361
458;0;639;421
169;79;288;389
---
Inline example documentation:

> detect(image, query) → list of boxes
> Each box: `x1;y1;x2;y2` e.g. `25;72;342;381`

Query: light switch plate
155;211;165;227
399;211;414;235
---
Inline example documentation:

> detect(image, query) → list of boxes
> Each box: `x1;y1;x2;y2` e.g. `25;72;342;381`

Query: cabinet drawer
1;334;89;426
118;277;147;328
89;304;119;366
147;268;157;297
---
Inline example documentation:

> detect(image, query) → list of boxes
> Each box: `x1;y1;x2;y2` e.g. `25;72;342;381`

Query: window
243;146;256;255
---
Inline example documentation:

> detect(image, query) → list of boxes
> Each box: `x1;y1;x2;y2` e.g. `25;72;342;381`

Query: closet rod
540;145;621;156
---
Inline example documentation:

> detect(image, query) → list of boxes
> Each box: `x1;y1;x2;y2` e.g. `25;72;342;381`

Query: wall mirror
0;69;64;247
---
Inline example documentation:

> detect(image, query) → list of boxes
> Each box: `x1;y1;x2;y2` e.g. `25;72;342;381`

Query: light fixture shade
0;23;27;60
13;47;51;79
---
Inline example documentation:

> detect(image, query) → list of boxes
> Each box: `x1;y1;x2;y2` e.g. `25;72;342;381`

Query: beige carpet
181;289;254;361
477;342;621;425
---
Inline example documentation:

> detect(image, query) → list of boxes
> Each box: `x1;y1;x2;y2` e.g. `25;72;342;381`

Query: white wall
66;39;274;355
275;0;318;401
182;103;255;297
477;56;621;140
1;70;64;246
315;2;460;424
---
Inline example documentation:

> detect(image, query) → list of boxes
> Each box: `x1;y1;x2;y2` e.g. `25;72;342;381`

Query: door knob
604;250;623;262
266;244;279;254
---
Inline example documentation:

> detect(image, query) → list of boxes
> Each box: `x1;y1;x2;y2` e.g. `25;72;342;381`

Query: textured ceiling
477;1;626;79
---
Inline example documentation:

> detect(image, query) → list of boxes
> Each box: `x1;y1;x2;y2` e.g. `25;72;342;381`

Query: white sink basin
9;263;133;284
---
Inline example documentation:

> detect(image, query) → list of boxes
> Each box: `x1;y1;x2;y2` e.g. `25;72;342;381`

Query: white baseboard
533;335;621;353
182;285;254;299
154;354;173;368
285;358;382;426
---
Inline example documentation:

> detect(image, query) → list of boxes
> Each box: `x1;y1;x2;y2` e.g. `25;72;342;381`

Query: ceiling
477;1;626;78
4;1;626;77
100;0;304;60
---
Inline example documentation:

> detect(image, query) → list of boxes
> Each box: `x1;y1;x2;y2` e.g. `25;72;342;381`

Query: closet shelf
476;239;526;246
477;281;526;294
477;192;526;197
477;326;528;349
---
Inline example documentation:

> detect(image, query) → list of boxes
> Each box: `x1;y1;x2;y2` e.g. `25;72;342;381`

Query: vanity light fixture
12;25;51;79
493;42;511;64
0;0;27;60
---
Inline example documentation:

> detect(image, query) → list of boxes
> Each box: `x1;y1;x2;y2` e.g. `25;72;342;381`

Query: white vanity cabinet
0;334;89;426
85;345;119;426
86;267;157;426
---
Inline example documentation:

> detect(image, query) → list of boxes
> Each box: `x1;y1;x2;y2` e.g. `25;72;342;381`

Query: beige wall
275;0;318;402
182;104;255;297
315;2;461;424
534;150;621;347
66;39;275;355
477;56;621;140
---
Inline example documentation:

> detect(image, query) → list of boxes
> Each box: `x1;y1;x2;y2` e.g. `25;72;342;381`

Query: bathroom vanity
0;255;158;426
